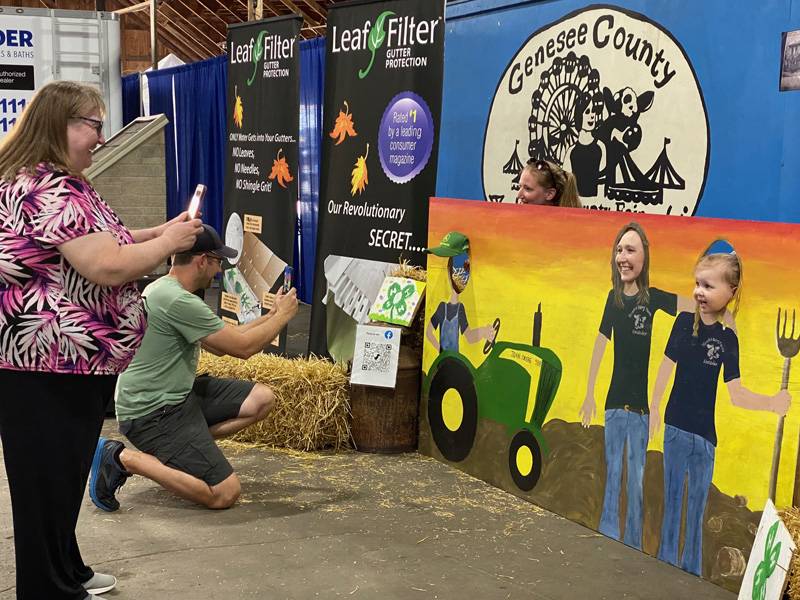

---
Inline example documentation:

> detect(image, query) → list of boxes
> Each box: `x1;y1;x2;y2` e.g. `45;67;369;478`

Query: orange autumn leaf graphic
233;86;243;128
329;100;357;146
351;143;369;196
268;148;294;188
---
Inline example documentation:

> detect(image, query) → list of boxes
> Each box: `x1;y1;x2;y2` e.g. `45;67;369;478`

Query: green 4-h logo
752;520;782;600
358;11;395;79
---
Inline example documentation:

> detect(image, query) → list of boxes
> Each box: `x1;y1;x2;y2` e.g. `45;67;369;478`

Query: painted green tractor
423;335;562;491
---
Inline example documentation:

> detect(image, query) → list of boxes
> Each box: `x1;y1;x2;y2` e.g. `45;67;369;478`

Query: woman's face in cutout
517;168;556;205
615;230;645;284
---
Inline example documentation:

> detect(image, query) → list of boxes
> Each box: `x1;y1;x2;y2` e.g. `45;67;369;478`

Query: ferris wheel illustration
527;52;603;164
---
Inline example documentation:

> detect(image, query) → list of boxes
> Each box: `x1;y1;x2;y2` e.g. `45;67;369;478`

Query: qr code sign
361;341;392;372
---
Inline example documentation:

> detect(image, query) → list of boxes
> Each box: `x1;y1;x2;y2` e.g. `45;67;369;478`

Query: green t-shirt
115;276;224;421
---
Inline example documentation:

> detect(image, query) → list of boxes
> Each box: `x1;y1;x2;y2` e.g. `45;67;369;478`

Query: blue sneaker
89;437;129;512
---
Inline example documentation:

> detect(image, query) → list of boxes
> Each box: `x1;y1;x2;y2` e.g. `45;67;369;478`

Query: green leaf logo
247;31;267;86
358;11;394;79
752;520;782;600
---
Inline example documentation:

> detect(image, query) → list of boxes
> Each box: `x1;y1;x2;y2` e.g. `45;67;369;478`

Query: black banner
309;0;445;356
221;15;301;352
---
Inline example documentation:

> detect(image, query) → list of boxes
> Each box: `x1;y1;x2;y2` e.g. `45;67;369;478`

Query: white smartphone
187;184;207;219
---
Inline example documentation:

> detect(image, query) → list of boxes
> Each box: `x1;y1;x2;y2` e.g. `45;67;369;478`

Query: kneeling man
90;224;298;510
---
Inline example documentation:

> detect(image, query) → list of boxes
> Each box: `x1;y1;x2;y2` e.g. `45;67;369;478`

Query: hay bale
781;507;800;599
197;352;352;451
391;260;427;282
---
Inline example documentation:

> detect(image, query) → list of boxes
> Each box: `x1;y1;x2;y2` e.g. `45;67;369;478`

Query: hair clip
704;239;736;256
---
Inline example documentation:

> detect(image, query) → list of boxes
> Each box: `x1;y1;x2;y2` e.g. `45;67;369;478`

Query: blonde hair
523;160;582;208
692;240;743;337
0;80;105;181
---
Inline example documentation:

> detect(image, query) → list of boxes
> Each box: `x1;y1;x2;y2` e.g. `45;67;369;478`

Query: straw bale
391;259;427;282
197;352;352;451
783;507;800;599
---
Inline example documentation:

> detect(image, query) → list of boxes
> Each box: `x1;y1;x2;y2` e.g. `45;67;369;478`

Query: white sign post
738;499;796;600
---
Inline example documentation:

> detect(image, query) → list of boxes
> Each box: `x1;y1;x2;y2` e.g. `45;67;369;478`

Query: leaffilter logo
247;31;267;86
358;11;394;79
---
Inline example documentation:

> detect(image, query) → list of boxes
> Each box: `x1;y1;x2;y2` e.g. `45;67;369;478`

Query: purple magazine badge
378;91;434;184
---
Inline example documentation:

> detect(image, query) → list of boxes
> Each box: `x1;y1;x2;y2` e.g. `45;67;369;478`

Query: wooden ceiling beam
155;18;207;61
276;0;318;27
114;1;150;15
171;0;227;39
121;2;204;62
190;0;232;30
159;2;220;53
300;0;327;22
211;0;246;25
158;5;219;57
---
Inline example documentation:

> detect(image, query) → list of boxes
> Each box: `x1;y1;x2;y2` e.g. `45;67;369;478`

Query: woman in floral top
0;81;202;600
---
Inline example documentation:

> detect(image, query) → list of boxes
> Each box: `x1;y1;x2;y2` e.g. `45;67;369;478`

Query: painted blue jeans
657;424;715;576
598;408;648;550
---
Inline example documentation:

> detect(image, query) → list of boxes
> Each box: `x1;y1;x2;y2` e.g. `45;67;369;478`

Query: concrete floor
0;423;736;600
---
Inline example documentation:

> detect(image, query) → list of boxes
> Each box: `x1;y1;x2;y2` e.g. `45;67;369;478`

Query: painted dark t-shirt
663;311;740;446
599;287;677;412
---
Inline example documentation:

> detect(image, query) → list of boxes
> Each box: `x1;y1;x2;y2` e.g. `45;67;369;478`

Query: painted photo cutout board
420;197;800;593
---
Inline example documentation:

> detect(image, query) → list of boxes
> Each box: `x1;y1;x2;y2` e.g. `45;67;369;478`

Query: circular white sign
225;212;244;265
482;6;709;216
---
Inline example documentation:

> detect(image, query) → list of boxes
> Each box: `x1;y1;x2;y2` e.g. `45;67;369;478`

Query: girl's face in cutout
517;168;556;205
615;230;644;284
694;263;735;316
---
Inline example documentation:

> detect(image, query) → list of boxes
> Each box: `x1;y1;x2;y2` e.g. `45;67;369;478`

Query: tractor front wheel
428;357;478;462
508;429;542;491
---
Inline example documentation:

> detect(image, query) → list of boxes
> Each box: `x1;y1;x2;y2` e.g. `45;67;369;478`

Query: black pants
0;370;116;600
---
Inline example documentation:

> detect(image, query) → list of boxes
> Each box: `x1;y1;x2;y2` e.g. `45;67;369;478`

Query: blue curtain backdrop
121;73;141;127
297;37;325;304
127;41;324;303
145;56;228;235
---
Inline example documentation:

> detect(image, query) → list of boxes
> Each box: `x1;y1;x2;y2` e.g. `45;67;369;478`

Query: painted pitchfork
768;308;800;502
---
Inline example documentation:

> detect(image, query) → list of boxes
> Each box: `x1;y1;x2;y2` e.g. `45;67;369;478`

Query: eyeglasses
528;159;560;191
72;115;104;134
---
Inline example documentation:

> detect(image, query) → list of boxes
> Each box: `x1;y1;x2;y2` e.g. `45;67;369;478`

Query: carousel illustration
495;51;685;207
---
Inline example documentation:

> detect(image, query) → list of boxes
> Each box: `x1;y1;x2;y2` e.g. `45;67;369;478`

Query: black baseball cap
190;224;238;259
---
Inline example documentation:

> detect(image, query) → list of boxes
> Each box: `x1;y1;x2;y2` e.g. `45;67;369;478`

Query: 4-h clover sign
753;521;782;600
369;276;426;327
737;499;795;600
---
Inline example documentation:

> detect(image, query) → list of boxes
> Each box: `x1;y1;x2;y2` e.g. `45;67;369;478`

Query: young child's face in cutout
615;230;644;284
694;263;735;316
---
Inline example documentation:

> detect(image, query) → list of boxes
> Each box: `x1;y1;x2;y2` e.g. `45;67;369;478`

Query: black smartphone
282;266;293;293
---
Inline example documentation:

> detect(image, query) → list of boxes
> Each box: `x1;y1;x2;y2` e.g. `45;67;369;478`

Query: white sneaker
83;572;117;594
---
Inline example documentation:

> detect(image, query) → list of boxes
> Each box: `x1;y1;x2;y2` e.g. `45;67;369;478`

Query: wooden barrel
350;343;421;453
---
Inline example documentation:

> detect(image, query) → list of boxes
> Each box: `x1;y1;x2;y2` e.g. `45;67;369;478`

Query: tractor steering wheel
483;317;501;355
